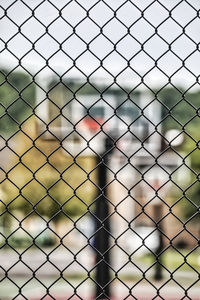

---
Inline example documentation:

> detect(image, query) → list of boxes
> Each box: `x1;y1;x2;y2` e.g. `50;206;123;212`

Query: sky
0;0;200;90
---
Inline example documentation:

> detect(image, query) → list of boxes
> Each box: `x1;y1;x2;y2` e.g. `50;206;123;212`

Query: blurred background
0;0;200;299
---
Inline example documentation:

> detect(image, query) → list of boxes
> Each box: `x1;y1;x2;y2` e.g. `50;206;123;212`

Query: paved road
0;247;198;279
0;248;200;299
2;282;200;300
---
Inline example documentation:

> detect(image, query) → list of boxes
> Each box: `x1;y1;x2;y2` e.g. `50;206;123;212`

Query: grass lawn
138;249;200;271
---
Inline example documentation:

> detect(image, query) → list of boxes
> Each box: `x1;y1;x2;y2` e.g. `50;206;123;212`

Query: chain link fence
0;0;200;299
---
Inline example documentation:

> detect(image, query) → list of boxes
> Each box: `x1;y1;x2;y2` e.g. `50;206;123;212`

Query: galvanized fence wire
0;0;200;299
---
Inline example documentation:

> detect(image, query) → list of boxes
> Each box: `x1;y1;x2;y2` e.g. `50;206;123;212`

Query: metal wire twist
0;0;200;299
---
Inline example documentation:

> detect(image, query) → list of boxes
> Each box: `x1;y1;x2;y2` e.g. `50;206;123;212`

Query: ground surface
0;247;200;300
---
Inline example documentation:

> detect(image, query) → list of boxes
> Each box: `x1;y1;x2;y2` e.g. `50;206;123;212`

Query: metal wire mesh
0;0;200;299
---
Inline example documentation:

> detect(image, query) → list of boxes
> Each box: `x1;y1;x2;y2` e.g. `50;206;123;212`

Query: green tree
0;69;35;137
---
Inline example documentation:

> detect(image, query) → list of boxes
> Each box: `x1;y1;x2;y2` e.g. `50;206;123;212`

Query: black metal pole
95;136;113;299
154;203;164;281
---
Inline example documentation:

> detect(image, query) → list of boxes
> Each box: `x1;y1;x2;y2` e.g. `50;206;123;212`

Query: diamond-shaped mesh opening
1;0;200;299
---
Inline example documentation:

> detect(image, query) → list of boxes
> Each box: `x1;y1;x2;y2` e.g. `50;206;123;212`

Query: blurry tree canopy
0;69;35;137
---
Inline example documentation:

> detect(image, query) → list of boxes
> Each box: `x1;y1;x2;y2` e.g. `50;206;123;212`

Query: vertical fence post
95;135;114;299
154;202;164;281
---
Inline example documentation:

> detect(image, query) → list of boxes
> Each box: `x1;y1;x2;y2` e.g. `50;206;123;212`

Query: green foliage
158;87;200;132
1;156;96;221
158;87;200;221
0;69;35;137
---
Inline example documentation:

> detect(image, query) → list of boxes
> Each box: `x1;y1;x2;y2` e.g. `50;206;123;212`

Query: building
35;76;196;250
